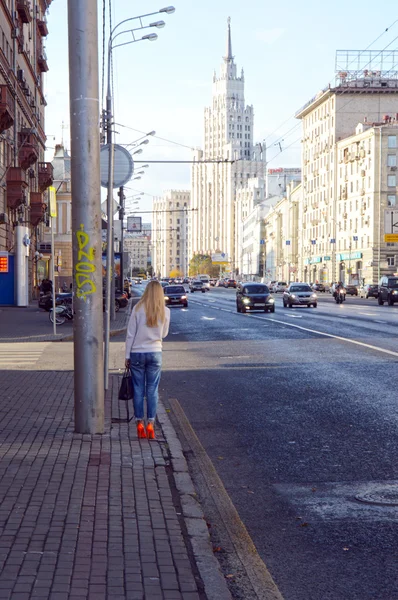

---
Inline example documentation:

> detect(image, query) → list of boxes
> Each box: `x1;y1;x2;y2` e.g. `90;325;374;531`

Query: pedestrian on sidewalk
125;280;170;439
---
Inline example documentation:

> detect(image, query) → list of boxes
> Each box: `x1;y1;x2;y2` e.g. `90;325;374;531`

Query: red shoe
137;422;147;439
146;422;156;440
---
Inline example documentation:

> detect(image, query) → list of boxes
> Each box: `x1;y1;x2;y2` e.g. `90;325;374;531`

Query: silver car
283;283;318;308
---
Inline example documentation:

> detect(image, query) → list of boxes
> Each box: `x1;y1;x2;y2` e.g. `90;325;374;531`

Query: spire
224;16;233;62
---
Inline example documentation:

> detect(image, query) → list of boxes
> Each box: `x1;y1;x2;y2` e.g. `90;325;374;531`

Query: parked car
190;280;206;293
312;283;326;292
209;278;217;286
378;276;398;306
163;285;188;308
283;283;318;308
359;284;378;299
345;284;358;296
272;281;287;293
236;283;275;313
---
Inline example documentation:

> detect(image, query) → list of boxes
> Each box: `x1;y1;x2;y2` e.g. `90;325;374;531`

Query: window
388;136;397;148
387;154;397;167
387;255;395;267
387;175;396;187
388;195;396;206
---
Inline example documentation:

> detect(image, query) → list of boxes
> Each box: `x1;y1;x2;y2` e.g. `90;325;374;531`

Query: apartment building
190;19;266;273
124;223;152;275
295;54;398;284
152;190;190;277
0;0;53;305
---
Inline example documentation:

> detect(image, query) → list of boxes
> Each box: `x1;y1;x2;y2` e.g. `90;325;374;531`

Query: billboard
212;252;229;264
127;216;142;233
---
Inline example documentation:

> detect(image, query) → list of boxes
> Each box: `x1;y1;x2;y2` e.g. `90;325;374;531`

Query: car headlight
393;290;398;294
311;293;317;298
164;296;169;300
290;294;296;299
268;298;275;303
243;298;250;304
181;295;187;299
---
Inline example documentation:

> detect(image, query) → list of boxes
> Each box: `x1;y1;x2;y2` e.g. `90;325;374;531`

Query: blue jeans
130;352;162;421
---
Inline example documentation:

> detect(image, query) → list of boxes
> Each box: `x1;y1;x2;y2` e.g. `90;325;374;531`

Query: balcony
37;19;48;37
0;85;14;134
30;192;46;226
38;51;49;73
6;167;28;209
19;129;39;170
17;0;32;24
38;162;54;192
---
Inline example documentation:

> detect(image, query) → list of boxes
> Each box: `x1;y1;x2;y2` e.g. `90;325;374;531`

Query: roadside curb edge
157;401;232;600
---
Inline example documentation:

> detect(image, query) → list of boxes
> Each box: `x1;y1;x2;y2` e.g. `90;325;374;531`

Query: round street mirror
100;144;134;189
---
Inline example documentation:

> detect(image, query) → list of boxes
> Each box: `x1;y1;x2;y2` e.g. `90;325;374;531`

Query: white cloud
255;28;286;45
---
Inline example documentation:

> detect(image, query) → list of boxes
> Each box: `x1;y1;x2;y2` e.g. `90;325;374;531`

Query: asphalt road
160;287;398;600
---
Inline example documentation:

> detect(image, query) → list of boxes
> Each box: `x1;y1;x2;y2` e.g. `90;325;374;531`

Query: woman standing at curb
125;281;170;439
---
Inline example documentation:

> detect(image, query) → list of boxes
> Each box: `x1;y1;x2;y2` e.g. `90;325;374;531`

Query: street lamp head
159;6;176;14
140;164;149;168
147;130;156;136
133;148;143;155
150;20;166;28
133;176;142;180
142;33;158;42
140;139;150;145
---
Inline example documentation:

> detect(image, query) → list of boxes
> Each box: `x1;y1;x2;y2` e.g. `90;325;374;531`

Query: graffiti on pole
75;224;97;300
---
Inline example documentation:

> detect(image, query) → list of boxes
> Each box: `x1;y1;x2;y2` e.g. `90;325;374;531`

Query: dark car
283;283;318;308
345;284;358;296
164;285;188;307
38;292;72;311
378;276;398;306
236;283;275;313
226;279;237;288
190;280;206;293
359;284;378;299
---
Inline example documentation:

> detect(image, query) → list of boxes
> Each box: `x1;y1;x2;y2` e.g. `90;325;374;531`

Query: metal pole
119;186;125;291
51;216;56;336
378;127;382;282
67;0;104;433
106;74;116;322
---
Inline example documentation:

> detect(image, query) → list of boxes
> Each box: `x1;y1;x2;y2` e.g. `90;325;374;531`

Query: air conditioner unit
391;166;397;171
0;212;9;225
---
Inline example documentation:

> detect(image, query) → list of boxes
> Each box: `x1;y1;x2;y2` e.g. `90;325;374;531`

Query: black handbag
118;368;134;400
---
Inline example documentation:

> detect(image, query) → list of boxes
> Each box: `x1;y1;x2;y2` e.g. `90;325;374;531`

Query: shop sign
337;251;362;261
0;252;8;273
323;256;331;261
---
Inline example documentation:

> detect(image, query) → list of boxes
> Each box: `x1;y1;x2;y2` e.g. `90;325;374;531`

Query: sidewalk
0;303;131;343
0;368;230;600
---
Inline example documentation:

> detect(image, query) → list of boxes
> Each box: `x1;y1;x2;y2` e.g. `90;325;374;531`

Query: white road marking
0;343;50;368
373;320;388;324
201;316;215;320
287;315;303;318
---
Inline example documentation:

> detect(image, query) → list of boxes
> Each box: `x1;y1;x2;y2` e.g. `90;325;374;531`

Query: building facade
295;58;398;284
190;19;266;274
0;0;53;305
124;223;152;275
152;190;190;277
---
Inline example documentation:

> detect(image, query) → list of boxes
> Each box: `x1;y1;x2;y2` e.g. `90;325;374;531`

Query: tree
169;269;183;278
188;254;219;277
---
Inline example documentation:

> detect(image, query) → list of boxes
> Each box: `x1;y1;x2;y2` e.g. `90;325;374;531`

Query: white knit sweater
125;305;170;358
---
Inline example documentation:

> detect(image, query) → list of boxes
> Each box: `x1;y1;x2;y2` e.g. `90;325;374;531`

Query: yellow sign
48;186;57;218
384;234;398;242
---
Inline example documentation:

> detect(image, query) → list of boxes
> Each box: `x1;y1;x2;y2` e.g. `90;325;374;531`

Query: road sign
385;209;398;233
384;234;398;242
100;144;134;189
212;252;228;264
127;216;142;232
285;240;291;245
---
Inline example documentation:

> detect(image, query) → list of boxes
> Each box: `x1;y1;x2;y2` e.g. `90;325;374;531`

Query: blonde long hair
135;281;166;327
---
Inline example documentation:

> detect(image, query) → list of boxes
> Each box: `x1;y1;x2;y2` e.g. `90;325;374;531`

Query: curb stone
157;402;232;600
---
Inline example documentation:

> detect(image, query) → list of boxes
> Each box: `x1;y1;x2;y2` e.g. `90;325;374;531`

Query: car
312;283;326;292
209;278;217;286
283;283;318;308
377;275;398;306
164;285;188;307
359;284;378;299
236;282;275;313
226;279;237;288
190;280;206;293
345;284;358;296
272;281;287;293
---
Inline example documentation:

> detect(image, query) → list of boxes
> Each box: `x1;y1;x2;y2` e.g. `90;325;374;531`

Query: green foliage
188;254;219;277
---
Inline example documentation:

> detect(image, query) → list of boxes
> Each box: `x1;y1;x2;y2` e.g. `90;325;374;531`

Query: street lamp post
103;7;174;389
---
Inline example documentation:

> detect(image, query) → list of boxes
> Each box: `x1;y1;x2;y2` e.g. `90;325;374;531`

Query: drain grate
355;485;398;507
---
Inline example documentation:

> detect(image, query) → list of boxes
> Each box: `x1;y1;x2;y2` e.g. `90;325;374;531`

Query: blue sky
45;0;398;216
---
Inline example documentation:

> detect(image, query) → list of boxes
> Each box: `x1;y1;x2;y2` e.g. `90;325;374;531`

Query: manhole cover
355;486;398;507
